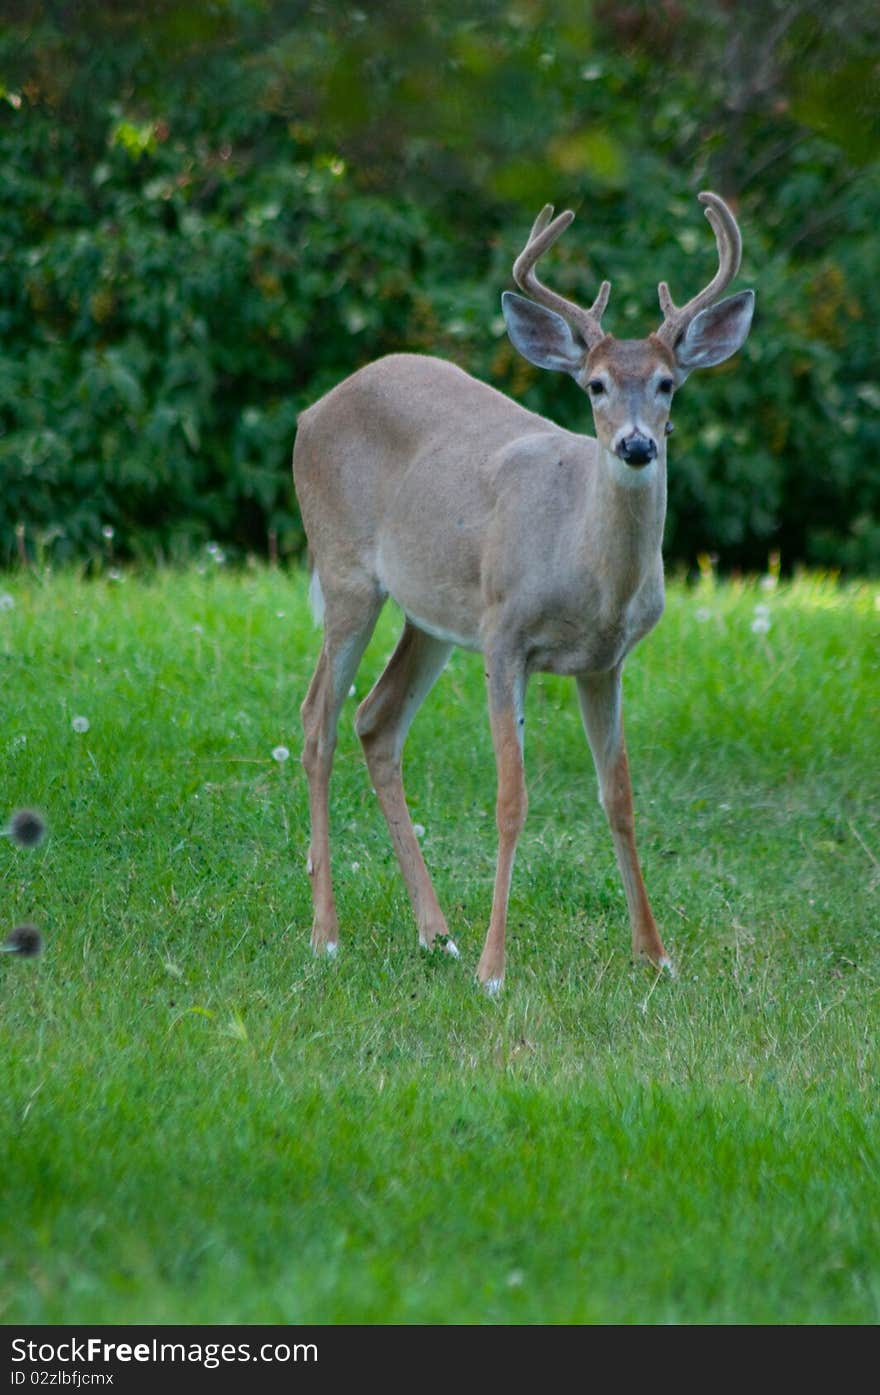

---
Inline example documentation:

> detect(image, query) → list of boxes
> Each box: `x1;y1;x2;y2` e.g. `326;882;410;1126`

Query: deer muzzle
615;431;658;467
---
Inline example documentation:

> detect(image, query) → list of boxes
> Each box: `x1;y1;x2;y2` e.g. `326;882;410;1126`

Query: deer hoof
311;937;339;958
420;932;459;959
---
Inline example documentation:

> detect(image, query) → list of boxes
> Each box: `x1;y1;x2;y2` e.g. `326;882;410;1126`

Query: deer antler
513;205;610;350
655;192;742;349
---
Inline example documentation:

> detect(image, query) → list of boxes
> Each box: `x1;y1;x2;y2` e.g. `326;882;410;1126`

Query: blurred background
1;0;878;573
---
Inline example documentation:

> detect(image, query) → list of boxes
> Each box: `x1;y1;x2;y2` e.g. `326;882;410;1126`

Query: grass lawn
0;564;877;1323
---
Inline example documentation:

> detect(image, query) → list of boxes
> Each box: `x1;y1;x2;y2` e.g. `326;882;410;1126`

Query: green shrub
1;2;878;571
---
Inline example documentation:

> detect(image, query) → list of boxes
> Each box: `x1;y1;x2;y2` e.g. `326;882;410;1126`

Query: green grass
0;565;878;1323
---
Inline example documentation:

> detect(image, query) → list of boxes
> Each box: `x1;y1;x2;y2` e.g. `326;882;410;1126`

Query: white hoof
481;976;504;997
419;935;459;958
658;955;675;978
313;939;339;958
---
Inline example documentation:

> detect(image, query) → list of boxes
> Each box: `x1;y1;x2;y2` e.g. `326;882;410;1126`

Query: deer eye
587;379;605;397
658;378;674;395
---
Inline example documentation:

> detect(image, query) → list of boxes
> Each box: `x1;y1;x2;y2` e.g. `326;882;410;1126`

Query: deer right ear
502;291;586;375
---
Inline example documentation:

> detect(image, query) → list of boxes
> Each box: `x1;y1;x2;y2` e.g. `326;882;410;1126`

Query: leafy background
1;0;878;571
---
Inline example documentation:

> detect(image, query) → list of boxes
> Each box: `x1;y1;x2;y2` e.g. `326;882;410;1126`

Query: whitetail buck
294;191;754;991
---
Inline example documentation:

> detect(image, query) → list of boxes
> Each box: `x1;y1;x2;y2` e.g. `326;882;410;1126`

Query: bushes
1;2;878;572
0;120;452;562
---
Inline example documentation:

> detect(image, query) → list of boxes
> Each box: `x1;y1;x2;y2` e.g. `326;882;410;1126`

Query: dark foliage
1;1;878;570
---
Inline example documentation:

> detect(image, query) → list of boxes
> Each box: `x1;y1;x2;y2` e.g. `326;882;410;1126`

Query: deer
293;190;754;993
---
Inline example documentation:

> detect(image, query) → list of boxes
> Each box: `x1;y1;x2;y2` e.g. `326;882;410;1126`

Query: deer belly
376;544;482;651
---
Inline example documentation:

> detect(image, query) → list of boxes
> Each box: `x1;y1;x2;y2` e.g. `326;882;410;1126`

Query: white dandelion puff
272;745;290;763
695;606;712;623
0;593;14;611
413;823;426;839
72;715;90;733
751;615;771;636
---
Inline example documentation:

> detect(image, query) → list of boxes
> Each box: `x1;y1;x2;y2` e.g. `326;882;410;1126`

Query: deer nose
615;432;657;467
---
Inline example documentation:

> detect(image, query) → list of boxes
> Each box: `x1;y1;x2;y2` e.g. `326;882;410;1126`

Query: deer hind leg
354;621;456;953
576;668;671;971
476;652;528;994
301;584;382;955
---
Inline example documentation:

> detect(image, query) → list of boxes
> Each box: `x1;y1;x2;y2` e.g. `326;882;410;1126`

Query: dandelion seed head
751;616;771;635
695;607;712;623
101;525;115;541
8;808;47;848
0;592;14;611
72;715;90;733
272;745;290;763
413;823;426;839
1;924;43;958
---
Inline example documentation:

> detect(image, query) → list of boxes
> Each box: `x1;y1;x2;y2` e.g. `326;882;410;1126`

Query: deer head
502;192;755;468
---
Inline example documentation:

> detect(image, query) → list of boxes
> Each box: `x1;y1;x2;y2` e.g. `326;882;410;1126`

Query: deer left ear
674;290;755;376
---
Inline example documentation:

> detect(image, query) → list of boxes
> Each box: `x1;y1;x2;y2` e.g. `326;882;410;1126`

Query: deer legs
355;623;455;952
576;668;671;970
300;595;381;954
476;655;528;993
303;610;669;979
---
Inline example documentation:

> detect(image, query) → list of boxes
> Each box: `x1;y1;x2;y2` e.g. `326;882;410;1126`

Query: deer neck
590;441;667;605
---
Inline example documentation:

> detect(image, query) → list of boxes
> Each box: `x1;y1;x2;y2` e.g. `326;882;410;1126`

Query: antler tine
656;191;743;348
528;203;557;240
512;206;610;350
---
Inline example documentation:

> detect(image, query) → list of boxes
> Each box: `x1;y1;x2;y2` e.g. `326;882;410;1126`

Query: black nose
616;433;657;466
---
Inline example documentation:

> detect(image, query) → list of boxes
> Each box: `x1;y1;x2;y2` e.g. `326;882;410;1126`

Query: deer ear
674;290;755;375
502;291;586;375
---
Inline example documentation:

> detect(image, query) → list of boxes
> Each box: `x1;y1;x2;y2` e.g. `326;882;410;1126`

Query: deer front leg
576;667;672;971
476;653;528;994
